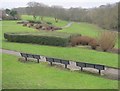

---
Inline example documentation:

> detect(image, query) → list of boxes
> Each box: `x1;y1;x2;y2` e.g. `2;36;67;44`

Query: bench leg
81;67;83;71
37;59;39;63
25;57;27;61
65;64;67;68
50;62;52;66
98;70;101;75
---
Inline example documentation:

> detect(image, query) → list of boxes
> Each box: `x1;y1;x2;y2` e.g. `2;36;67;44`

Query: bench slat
46;57;54;62
76;62;86;67
61;60;69;65
20;53;27;57
33;55;41;59
53;58;61;63
85;63;95;68
95;65;105;70
27;54;34;58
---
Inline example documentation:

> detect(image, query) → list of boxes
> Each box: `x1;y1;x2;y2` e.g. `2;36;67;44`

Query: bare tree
16;1;118;31
26;2;40;21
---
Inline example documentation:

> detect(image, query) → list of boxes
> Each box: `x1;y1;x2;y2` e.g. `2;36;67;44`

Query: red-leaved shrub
78;36;94;45
71;36;80;46
89;39;99;49
70;36;95;46
23;23;28;26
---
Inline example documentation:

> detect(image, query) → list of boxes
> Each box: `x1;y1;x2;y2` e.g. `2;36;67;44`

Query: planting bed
17;20;62;31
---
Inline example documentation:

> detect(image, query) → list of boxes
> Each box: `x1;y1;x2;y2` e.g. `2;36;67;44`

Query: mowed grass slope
2;20;118;68
21;15;119;48
21;15;68;27
60;22;104;37
2;54;118;89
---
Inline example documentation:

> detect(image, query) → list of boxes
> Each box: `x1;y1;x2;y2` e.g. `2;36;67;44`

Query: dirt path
62;22;73;28
1;48;119;80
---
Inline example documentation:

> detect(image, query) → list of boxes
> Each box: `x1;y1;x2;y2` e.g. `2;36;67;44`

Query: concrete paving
62;22;73;28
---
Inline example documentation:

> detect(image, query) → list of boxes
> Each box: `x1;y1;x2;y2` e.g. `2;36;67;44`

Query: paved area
62;22;73;28
1;48;119;80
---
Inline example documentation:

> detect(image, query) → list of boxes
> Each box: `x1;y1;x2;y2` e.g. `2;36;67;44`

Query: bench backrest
20;53;27;58
76;62;86;67
20;53;40;59
20;53;105;71
61;60;69;65
46;57;54;62
76;62;105;70
53;58;61;63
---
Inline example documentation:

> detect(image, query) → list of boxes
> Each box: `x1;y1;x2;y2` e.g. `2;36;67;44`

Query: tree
16;1;118;31
10;10;17;19
26;2;40;21
5;9;11;14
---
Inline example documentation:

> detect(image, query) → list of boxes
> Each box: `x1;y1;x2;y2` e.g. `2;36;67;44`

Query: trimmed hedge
4;32;81;47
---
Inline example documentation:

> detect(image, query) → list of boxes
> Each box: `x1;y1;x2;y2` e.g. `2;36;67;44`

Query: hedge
4;32;81;47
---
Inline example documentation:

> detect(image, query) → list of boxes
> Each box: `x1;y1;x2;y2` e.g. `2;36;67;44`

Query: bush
23;23;28;26
70;36;81;46
4;32;81;47
79;36;94;45
46;22;52;25
89;39;99;50
98;31;117;52
33;24;41;29
27;23;33;28
71;36;94;46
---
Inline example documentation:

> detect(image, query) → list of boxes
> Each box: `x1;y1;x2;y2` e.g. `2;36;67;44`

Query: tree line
12;2;120;31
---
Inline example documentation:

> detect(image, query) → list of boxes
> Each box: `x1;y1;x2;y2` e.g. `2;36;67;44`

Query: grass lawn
59;22;104;37
21;15;119;48
21;15;68;27
2;20;118;68
2;54;118;89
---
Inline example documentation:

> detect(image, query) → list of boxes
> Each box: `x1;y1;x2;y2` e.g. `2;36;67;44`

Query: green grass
21;15;119;48
2;42;118;68
59;22;104;37
21;15;68;27
2;54;118;89
2;20;118;68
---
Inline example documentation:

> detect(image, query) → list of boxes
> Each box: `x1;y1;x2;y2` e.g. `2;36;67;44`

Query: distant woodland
2;2;120;31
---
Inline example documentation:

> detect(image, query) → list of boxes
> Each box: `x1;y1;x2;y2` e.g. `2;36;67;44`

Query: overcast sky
0;0;119;9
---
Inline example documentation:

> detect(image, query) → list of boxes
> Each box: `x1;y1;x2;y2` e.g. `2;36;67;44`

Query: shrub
70;36;81;46
34;21;41;24
4;32;81;47
33;24;38;27
89;39;99;50
23;23;28;26
70;36;94;46
33;24;41;29
46;22;52;25
79;36;94;45
27;23;32;28
53;27;62;30
28;20;35;23
98;31;117;52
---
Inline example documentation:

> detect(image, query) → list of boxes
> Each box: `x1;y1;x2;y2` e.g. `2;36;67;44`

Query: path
1;48;119;80
62;22;73;28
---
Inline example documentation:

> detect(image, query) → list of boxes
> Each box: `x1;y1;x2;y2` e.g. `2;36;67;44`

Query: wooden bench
60;60;70;68
76;62;105;74
20;53;41;63
20;53;105;74
46;57;69;68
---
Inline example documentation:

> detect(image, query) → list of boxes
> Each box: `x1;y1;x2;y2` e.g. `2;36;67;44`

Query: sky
0;0;119;9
